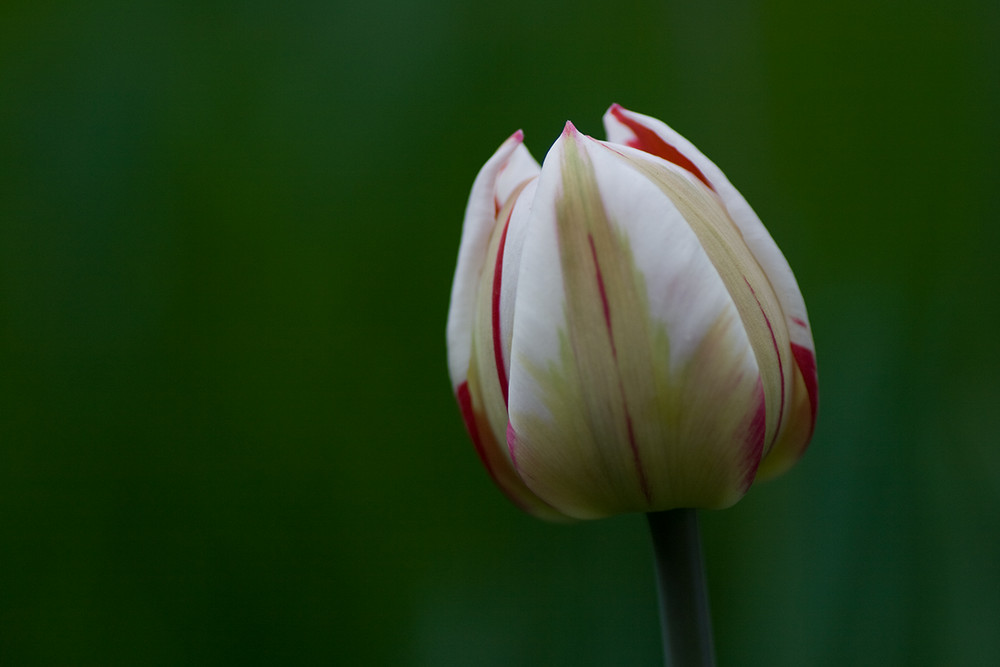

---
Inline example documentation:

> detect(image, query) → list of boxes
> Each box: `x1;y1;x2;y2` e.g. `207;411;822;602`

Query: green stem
646;509;716;667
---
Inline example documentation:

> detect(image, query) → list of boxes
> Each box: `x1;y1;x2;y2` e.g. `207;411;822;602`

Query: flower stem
646;509;716;667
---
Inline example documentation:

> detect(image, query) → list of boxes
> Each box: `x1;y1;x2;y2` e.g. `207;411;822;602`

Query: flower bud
446;105;817;521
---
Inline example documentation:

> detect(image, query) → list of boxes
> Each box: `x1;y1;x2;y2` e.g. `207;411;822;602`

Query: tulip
446;104;817;521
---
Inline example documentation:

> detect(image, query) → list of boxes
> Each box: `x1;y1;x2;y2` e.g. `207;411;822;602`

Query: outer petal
447;132;565;520
603;105;818;474
446;131;539;390
599;140;792;462
584;137;770;503
505;124;765;519
465;181;568;521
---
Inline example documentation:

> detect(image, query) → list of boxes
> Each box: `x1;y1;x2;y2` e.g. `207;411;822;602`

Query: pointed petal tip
562;120;579;137
603;104;638;139
603;104;624;127
607;103;630;121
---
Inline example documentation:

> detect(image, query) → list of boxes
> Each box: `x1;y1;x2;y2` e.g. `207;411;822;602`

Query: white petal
584;138;744;372
496;143;541;210
507;127;765;517
467;177;534;457
494;178;538;386
446;131;540;389
602;105;814;352
604;105;818;467
507;128;609;517
586;136;767;506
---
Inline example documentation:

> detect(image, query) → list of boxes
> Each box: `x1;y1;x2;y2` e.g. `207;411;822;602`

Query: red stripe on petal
586;235;652;505
457;382;494;478
791;343;819;438
610;104;715;192
791;316;807;328
622;392;652;505
743;277;785;447
463;386;552;517
491;210;514;406
586;234;650;505
506;421;519;471
587;234;617;358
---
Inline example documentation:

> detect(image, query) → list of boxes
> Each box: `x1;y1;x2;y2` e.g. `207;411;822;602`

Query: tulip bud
447;105;818;521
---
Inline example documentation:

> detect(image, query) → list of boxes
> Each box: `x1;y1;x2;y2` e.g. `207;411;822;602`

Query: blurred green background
2;0;999;664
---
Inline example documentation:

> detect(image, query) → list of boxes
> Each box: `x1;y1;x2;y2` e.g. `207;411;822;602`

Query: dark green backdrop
2;1;998;664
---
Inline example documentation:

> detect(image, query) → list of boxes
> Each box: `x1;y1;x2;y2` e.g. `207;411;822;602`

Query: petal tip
607;103;630;123
502;129;524;148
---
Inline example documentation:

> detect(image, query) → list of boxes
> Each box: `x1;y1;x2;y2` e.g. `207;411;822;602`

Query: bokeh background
2;0;999;664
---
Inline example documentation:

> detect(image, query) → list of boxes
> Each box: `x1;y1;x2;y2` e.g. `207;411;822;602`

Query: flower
446;105;818;521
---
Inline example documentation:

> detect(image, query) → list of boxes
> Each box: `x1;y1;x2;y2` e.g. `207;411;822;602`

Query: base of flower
647;509;716;667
